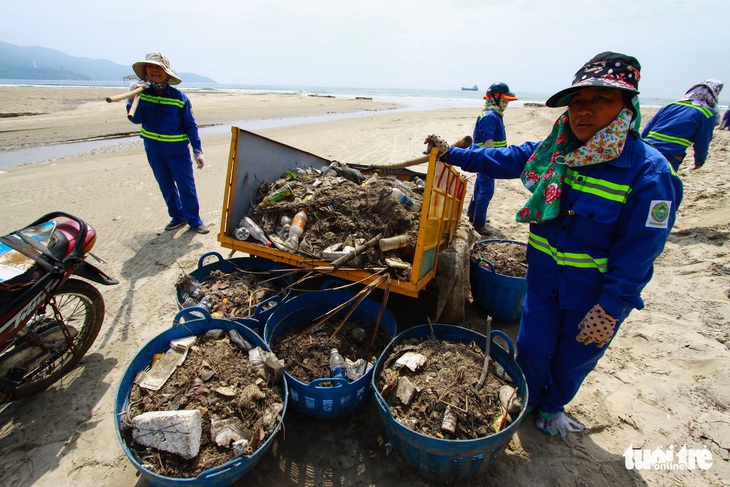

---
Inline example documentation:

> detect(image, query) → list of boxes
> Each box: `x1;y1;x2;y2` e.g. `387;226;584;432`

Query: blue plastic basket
176;252;294;335
372;325;528;484
114;308;288;487
470;239;528;322
263;280;397;419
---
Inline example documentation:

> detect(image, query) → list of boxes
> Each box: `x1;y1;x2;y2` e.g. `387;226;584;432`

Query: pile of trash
375;337;521;440
472;241;527;278
271;316;392;384
175;268;288;319
118;329;285;478
232;163;426;281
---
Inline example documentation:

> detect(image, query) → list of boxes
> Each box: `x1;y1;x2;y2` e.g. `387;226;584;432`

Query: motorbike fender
75;261;119;286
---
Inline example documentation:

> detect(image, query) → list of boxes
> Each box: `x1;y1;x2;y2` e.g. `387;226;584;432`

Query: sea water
0;79;709;169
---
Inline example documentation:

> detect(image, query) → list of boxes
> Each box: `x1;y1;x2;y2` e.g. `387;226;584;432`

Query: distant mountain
0;41;216;83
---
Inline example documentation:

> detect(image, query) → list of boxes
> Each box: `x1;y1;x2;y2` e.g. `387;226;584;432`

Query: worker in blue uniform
641;79;723;171
425;52;683;438
466;82;518;234
128;51;209;234
720;107;730;130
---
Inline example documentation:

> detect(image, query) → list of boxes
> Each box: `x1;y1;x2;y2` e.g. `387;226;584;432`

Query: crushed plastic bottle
276;215;292;237
197;296;213;312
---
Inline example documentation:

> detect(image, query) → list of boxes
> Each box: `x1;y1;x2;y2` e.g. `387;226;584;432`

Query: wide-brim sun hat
132;51;182;85
545;52;641;108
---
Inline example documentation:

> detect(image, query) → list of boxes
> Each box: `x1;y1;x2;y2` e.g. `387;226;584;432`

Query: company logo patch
646;200;671;228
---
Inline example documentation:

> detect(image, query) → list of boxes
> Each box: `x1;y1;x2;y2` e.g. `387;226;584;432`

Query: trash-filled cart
217;128;467;298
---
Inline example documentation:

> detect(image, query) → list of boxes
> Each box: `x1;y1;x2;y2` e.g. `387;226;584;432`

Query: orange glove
576;304;617;348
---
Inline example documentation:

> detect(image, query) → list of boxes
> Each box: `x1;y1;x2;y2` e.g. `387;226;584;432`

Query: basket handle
310;377;349;388
200;458;245;477
173;306;212;327
320;279;349;290
196;251;225;269
254;295;281;315
490;329;515;356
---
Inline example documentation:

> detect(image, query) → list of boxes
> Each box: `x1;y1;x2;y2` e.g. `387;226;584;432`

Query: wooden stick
476;315;493;391
106;85;146;103
368;274;392;355
330;274;388;340
331;233;382;270
370;135;473;169
127;93;141;120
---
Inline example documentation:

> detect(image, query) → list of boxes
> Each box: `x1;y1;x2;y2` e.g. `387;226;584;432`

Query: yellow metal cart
218;128;467;298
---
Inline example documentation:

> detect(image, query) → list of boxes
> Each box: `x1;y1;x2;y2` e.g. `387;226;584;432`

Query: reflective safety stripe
645;130;692;147
139;93;186;108
672;100;714;118
565;168;631;203
475;139;507;148
528;233;608;273
138;94;189;143
141;128;189;143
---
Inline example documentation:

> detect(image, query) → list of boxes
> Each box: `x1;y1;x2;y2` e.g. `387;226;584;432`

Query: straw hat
132;51;182;85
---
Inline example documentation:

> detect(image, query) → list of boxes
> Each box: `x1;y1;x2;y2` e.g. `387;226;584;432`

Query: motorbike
0;212;118;404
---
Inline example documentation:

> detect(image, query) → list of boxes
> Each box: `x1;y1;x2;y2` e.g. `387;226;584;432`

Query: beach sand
0;87;728;486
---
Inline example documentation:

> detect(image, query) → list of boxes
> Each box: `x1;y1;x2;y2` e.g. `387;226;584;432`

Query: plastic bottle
276;215;292;237
441;406;457;435
197;296;213;312
391;187;416;210
240;217;273;247
329;348;348;380
181;278;204;300
285;211;307;250
233;226;250;241
411;176;426;188
258;184;293;209
379;235;409;251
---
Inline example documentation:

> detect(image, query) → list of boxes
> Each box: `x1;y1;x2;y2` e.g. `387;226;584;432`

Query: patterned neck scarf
147;77;169;91
516;107;634;223
482;96;509;117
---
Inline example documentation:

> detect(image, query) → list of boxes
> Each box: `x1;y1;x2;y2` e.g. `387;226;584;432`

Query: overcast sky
4;0;729;102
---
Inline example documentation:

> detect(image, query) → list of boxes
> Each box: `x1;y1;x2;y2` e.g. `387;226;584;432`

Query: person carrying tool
641;79;724;172
425;52;683;438
466;82;518;234
127;51;210;234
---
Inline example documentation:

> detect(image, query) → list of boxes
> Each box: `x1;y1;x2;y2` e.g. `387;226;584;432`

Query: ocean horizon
0;78;704;110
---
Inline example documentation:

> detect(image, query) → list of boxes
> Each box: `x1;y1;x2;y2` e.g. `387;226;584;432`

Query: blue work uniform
721;108;730;130
446;134;683;413
641;101;717;171
128;85;204;228
467;110;507;227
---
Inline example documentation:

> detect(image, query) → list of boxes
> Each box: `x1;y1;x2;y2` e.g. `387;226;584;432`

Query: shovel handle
371;135;473;169
127;93;141;120
106;85;146;103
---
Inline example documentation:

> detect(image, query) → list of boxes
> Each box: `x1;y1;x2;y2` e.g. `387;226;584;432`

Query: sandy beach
0;86;728;487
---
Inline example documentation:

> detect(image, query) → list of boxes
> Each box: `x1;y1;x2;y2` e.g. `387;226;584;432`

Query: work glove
536;411;585;438
424;134;450;159
576;303;617;348
129;80;150;91
194;152;206;169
